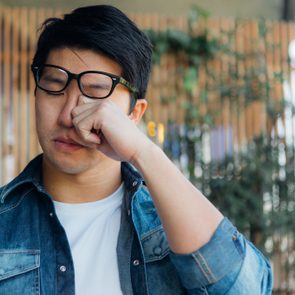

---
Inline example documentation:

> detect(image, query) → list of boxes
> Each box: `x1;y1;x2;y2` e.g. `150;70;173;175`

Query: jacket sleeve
169;217;273;295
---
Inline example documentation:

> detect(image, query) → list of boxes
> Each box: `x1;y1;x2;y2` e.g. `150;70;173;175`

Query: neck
42;159;122;203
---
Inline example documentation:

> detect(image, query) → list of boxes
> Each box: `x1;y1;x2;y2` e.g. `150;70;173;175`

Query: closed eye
85;83;110;90
43;76;65;84
44;90;64;96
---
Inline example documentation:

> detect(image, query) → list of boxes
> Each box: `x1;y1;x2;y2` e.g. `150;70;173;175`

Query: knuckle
71;108;78;117
80;129;88;138
99;101;109;111
77;129;89;141
72;117;79;126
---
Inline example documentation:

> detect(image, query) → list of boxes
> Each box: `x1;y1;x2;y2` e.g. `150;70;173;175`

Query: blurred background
1;1;295;294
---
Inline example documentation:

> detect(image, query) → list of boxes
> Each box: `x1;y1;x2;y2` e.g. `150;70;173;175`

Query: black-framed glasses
31;64;138;99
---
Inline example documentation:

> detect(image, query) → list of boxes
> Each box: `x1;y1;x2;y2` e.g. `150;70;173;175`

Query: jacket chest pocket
0;249;40;295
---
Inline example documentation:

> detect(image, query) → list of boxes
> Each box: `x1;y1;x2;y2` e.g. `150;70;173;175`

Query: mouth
54;136;84;152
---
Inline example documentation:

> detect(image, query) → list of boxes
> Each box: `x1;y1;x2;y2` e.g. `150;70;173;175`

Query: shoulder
0;154;43;206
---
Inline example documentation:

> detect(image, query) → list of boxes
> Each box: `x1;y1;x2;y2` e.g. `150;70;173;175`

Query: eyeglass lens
38;66;114;98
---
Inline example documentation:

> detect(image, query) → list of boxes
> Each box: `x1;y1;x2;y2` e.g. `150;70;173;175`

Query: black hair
32;5;152;104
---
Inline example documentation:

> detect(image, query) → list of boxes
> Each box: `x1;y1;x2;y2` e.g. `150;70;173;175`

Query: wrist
130;138;161;173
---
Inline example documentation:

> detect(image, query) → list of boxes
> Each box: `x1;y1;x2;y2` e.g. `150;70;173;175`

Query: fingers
71;96;132;155
70;95;103;145
71;95;97;117
73;111;102;144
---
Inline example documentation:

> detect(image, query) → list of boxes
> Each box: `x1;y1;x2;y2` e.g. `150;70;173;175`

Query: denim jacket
0;155;272;295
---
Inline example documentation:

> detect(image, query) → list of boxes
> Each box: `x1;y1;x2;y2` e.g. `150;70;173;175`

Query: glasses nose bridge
66;71;83;93
67;71;80;85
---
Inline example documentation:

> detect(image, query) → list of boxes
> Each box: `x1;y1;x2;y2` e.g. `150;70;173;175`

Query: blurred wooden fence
1;6;295;293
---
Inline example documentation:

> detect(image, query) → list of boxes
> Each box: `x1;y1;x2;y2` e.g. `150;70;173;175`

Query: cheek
35;98;58;130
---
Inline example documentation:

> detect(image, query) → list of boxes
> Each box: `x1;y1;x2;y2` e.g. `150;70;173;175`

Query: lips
54;136;84;152
55;136;80;145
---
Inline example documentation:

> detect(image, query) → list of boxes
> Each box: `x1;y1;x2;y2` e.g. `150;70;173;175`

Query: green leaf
183;67;198;94
167;30;190;52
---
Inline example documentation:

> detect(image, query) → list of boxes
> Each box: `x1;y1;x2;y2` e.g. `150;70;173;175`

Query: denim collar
0;154;144;205
0;154;44;203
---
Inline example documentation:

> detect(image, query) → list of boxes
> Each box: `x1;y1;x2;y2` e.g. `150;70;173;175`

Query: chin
43;152;95;175
56;163;88;175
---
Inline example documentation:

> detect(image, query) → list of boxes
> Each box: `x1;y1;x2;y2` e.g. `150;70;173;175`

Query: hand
72;95;149;162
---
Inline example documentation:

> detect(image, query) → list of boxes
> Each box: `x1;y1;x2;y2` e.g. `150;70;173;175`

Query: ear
129;99;148;124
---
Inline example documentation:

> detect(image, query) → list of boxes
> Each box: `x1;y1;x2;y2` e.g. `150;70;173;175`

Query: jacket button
153;247;162;256
132;181;138;187
59;265;67;272
132;259;140;266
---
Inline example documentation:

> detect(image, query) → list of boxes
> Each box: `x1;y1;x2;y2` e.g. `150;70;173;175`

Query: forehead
45;47;122;75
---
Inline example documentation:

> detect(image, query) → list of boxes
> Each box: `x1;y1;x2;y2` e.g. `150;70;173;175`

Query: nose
57;79;81;128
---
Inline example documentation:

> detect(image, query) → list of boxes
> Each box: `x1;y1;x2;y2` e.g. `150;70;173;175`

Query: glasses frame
31;64;138;99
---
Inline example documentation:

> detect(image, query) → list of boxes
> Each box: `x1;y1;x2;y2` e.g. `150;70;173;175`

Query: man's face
35;47;132;175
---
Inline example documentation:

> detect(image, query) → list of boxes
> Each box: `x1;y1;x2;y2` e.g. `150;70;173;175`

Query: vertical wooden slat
158;16;169;128
273;21;282;129
213;17;224;159
235;20;246;150
206;18;219;160
177;17;187;127
3;7;12;184
28;8;38;160
211;18;223;159
0;8;4;184
168;54;177;125
288;22;295;170
279;22;289;142
229;19;239;154
19;8;28;171
220;19;228;156
11;7;20;177
285;21;295;292
220;19;235;157
265;20;274;136
250;20;264;138
244;21;252;142
258;18;267;138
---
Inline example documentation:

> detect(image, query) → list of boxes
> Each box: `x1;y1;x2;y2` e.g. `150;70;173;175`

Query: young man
0;5;272;295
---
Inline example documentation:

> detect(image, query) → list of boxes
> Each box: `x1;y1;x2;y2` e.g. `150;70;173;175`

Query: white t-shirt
53;183;124;295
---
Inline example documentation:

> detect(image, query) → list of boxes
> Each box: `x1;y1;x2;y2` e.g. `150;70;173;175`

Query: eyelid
43;77;66;83
45;91;64;96
85;83;110;89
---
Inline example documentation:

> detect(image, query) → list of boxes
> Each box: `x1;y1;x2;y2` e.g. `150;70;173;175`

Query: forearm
132;140;223;254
